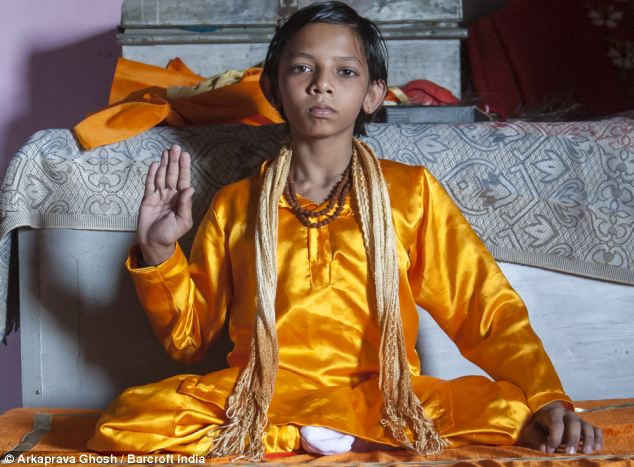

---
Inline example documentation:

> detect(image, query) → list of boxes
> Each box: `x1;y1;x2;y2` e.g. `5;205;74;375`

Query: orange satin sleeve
125;202;232;364
407;167;574;414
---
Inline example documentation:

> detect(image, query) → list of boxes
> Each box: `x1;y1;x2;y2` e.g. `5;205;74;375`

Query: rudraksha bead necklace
283;152;354;228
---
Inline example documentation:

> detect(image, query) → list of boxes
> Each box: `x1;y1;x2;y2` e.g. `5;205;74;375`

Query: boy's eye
291;64;312;73
339;68;358;77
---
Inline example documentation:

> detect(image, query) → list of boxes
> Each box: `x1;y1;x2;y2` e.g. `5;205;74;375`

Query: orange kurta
88;159;572;455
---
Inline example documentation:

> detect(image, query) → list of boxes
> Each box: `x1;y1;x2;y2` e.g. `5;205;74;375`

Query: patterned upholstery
1;119;633;340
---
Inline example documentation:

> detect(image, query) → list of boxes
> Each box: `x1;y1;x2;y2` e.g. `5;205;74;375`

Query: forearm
138;241;176;267
127;243;227;363
454;294;573;413
432;255;572;412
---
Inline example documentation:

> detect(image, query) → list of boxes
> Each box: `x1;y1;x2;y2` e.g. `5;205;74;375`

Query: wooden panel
19;229;231;409
116;24;466;46
18;229;44;407
386;39;460;91
122;0;280;27
298;0;463;21
119;0;465;98
384;105;490;124
122;43;272;78
122;0;462;27
418;262;634;401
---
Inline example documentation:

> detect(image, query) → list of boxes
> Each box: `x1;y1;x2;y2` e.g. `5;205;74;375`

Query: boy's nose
309;73;334;95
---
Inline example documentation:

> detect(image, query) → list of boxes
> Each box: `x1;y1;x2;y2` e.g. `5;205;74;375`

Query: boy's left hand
519;401;602;454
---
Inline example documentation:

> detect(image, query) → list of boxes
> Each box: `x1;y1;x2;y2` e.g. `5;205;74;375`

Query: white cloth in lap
300;426;355;455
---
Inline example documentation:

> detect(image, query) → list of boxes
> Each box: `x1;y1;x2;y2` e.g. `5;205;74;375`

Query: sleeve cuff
124;243;191;332
126;244;183;272
527;391;575;414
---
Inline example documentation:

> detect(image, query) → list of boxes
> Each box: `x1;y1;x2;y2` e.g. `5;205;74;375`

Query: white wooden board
418;262;634;401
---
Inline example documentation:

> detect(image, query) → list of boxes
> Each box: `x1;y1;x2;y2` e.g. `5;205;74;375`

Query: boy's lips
308;104;336;118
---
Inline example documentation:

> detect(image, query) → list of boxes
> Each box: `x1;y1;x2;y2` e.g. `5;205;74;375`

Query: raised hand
137;145;194;266
519;401;603;455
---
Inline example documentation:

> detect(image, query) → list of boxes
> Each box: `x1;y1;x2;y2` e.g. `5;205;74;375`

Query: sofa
1;120;633;412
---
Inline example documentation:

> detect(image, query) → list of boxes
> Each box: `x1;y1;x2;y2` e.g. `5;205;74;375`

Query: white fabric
300;426;355;455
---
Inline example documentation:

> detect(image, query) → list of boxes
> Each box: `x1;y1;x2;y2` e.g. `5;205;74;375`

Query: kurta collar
258;159;353;216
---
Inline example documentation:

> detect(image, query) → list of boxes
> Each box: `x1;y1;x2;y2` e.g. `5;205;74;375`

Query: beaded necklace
283;150;354;228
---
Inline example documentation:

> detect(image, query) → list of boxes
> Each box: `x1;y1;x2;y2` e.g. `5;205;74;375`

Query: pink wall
0;0;123;414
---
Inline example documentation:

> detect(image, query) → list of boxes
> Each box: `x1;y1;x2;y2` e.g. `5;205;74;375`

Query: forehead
282;22;365;62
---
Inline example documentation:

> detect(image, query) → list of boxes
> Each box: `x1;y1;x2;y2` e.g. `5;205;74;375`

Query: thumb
519;420;548;452
176;187;195;229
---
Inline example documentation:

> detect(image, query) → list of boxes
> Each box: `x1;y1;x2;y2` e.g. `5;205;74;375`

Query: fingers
518;420;548;452
521;403;603;456
165;144;181;189
544;406;566;453
563;419;602;455
580;421;599;454
563;412;581;454
144;161;159;197
178;149;192;190
594;426;603;452
155;149;168;191
176;187;195;230
151;145;192;194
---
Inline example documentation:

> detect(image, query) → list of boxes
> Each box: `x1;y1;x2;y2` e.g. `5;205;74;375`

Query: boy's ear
259;72;277;107
363;80;387;114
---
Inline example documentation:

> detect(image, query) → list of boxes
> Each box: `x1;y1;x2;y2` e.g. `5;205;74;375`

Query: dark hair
262;1;388;136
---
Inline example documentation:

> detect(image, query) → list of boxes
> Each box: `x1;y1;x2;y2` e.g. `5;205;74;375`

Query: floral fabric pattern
587;0;634;87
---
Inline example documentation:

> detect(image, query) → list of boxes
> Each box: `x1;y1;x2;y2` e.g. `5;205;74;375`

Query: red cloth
467;0;633;118
400;80;459;106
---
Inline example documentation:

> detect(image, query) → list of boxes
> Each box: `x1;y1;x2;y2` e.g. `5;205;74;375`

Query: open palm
137;145;194;265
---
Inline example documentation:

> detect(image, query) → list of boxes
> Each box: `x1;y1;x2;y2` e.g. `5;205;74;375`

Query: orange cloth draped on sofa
73;58;284;150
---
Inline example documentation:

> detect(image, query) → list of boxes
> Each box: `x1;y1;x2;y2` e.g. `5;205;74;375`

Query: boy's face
276;22;385;140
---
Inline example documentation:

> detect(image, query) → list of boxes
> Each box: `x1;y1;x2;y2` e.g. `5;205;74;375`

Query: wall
0;0;123;414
